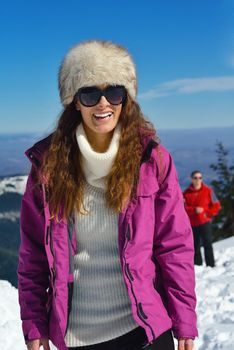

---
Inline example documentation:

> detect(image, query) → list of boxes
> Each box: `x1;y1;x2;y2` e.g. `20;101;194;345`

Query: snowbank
1;237;233;349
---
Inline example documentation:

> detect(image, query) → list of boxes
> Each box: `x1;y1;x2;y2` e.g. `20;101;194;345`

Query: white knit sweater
75;122;121;189
64;123;138;347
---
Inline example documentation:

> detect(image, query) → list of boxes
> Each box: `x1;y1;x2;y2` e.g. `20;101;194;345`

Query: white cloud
138;76;234;100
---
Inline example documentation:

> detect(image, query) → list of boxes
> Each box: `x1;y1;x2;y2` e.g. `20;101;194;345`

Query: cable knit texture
76;122;121;189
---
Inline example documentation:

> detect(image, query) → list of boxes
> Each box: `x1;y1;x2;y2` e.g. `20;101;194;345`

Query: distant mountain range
0;126;234;286
1;126;234;186
0;176;27;286
158;126;234;187
0;131;46;177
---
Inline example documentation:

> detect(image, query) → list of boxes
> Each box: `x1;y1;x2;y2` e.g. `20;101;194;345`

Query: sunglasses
193;176;202;180
76;85;127;107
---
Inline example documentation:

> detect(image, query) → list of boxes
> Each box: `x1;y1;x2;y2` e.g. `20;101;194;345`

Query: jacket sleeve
17;165;50;343
153;145;198;340
205;189;221;218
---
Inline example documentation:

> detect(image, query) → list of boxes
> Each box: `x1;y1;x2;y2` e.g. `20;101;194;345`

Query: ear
75;100;81;111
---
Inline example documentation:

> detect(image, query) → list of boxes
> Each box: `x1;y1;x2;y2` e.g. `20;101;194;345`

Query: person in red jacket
183;170;221;267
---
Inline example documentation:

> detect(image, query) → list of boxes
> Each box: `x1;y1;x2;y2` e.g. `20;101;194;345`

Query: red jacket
183;183;221;227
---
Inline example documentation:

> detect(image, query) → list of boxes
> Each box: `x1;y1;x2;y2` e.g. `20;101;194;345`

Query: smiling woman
17;40;198;350
74;84;125;152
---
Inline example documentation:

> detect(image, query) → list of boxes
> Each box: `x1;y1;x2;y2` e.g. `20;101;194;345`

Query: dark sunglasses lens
193;176;202;179
105;86;126;105
79;88;101;106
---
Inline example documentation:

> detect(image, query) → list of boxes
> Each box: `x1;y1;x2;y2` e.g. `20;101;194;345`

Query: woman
17;40;198;350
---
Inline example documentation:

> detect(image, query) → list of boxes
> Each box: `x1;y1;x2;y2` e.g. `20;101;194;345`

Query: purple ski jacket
17;132;198;350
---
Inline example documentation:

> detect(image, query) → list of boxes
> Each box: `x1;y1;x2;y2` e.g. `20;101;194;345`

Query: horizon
0;124;234;136
1;126;233;180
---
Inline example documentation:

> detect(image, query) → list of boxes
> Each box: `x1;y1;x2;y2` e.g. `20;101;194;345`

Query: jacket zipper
65;216;75;336
46;220;57;296
122;223;156;345
47;219;72;336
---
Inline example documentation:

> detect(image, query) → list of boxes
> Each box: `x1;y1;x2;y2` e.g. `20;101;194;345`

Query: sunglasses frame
75;85;127;107
193;176;202;180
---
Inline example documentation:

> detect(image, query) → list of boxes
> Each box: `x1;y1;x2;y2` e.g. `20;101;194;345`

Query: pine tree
210;141;234;240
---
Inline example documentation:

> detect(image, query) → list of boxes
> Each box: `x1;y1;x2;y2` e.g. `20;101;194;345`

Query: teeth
93;112;112;118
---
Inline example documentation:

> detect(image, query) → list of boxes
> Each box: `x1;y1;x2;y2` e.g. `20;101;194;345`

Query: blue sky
0;0;233;133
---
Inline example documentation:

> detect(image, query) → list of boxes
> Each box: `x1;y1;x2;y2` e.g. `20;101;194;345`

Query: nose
97;95;110;108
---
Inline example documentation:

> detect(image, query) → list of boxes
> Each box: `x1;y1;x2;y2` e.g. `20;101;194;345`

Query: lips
93;112;113;119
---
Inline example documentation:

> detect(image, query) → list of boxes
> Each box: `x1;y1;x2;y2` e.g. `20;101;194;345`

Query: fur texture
59;40;137;106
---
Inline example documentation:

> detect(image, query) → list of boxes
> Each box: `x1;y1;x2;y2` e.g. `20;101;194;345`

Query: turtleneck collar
76;122;121;189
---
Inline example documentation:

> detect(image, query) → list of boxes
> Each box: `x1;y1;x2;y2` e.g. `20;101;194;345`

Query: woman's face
75;84;123;135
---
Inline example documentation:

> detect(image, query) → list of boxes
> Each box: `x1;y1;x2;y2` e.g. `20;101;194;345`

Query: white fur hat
58;40;137;107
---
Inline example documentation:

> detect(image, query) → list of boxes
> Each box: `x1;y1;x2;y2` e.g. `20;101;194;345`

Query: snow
0;176;27;196
0;211;20;221
0;282;56;350
194;237;234;350
0;237;233;350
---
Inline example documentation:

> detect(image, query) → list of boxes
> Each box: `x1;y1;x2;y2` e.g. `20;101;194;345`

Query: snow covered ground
0;237;233;350
194;237;234;350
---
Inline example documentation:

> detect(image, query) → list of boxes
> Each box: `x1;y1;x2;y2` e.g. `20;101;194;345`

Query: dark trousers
192;221;215;267
68;326;175;350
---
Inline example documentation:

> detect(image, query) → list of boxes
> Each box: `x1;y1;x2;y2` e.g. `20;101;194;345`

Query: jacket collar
25;132;53;167
188;182;204;192
25;128;159;168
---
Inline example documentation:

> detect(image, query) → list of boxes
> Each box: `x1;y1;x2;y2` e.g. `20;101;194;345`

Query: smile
93;112;113;119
